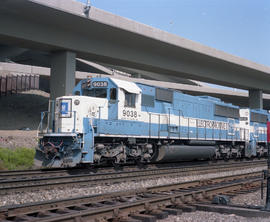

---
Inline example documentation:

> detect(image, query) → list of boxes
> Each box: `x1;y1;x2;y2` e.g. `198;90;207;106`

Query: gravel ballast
0;166;266;207
231;188;266;206
158;211;270;222
158;178;269;222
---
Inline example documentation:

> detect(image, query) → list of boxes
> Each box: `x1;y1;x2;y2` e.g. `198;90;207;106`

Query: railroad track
0;160;266;195
0;171;264;222
0;159;266;181
0;168;71;181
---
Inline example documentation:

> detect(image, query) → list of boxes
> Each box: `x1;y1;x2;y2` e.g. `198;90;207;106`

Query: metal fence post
265;143;270;211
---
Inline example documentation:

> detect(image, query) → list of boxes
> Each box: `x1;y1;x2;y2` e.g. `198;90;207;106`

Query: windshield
82;88;107;98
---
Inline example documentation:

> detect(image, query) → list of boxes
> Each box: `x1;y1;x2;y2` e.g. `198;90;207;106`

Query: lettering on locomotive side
197;119;228;130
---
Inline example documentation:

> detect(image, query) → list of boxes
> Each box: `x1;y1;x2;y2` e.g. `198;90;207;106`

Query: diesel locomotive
34;77;270;168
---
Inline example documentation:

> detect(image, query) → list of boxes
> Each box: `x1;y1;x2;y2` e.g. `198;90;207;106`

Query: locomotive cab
73;77;142;121
35;77;143;168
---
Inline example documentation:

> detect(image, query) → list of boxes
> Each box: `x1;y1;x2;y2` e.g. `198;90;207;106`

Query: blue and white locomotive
35;77;270;167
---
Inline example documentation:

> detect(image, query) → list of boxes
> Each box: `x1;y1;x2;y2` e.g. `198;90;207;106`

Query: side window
124;92;136;108
110;88;117;101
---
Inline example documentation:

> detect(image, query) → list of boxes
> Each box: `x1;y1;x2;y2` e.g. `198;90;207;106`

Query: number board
59;99;72;118
92;81;108;87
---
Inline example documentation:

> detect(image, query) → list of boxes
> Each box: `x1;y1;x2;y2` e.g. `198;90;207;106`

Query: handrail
96;106;105;135
168;108;184;139
179;111;181;139
72;111;76;133
37;111;49;136
146;109;268;143
149;113;151;138
38;110;77;135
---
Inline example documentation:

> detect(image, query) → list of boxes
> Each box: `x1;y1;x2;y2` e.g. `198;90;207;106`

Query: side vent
142;94;155;107
250;112;268;123
215;105;239;119
156;88;173;103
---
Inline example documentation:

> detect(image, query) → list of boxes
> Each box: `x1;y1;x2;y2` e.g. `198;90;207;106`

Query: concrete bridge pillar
50;51;76;100
249;89;263;109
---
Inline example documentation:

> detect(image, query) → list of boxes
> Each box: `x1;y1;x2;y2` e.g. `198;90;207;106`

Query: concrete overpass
2;61;270;110
0;47;201;87
1;0;270;109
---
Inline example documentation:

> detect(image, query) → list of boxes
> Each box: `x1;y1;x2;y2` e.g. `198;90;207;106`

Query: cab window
110;88;117;100
82;88;107;98
124;92;136;107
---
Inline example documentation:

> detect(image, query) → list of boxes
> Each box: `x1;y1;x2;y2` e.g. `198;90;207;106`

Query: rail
0;171;265;221
0;160;265;195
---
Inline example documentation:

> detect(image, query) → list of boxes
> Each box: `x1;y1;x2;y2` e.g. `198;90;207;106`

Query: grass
0;147;35;170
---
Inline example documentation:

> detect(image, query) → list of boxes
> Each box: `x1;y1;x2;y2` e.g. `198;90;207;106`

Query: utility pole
84;0;91;16
265;143;270;210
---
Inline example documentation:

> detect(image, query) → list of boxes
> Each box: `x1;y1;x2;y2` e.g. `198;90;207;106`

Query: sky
76;0;270;68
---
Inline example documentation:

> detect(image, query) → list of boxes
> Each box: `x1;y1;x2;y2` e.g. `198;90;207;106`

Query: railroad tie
55;208;76;214
130;213;157;222
11;215;34;222
148;209;168;219
174;204;197;212
163;207;183;215
119;217;141;222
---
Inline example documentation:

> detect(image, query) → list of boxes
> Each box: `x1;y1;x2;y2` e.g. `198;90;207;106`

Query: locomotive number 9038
123;109;138;118
92;81;108;87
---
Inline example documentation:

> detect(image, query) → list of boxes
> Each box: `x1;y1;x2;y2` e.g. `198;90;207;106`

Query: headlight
74;99;80;105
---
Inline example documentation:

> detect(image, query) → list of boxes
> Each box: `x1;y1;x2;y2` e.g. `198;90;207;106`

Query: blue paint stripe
94;119;267;142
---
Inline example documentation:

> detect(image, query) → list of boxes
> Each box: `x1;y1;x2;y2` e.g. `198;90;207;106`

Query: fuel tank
153;145;216;162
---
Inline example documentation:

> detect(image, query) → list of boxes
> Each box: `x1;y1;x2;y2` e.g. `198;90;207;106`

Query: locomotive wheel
51;157;62;168
111;158;123;171
134;158;147;169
